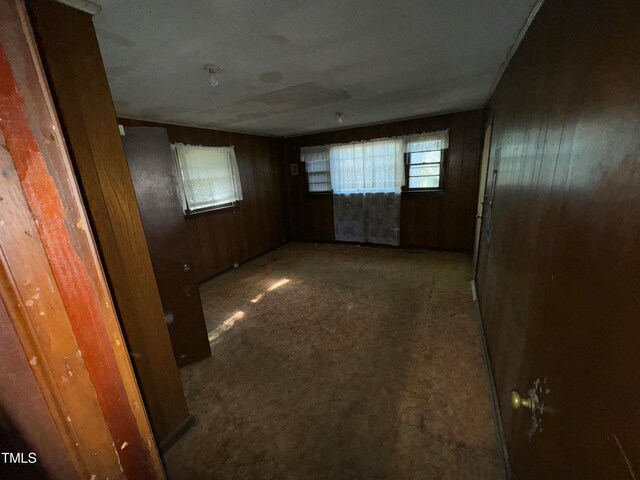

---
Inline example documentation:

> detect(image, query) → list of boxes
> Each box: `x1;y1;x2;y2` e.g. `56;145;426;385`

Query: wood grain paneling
121;126;211;368
285;110;484;251
0;294;75;480
476;0;640;477
27;0;190;446
0;1;164;477
120;119;288;281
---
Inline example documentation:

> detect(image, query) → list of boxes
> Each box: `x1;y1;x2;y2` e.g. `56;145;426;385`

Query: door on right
475;0;640;478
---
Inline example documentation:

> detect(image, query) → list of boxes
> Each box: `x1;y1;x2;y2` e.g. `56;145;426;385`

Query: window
173;144;243;213
406;150;444;189
330;139;405;193
301;130;449;194
405;132;448;190
301;146;331;192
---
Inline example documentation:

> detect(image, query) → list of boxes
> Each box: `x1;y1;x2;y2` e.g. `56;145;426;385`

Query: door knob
511;390;534;410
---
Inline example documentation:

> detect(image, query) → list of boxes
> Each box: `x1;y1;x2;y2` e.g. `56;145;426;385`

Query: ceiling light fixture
336;112;344;124
204;64;220;87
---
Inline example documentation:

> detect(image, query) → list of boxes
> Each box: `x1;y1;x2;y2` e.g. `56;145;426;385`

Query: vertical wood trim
0;0;164;478
27;0;190;443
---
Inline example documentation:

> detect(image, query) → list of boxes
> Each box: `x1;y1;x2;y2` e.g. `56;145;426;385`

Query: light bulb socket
204;64;221;87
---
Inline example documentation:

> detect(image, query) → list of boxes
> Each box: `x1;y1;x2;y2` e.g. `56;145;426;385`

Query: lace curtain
333;193;401;246
173;144;243;212
330;139;405;194
300;130;449;246
405;130;448;152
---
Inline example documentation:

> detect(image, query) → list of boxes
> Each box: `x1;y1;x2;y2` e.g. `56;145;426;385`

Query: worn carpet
164;242;502;480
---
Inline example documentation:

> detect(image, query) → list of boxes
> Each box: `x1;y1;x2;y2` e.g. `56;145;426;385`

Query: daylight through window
173;144;243;213
301;131;449;193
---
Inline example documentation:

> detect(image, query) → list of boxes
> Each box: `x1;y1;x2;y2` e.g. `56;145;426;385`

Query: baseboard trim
197;240;290;284
294;238;473;254
158;413;195;454
470;279;511;479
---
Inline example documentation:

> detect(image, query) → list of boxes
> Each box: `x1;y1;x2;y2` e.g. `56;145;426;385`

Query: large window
301;131;448;194
329;139;405;193
173;144;243;213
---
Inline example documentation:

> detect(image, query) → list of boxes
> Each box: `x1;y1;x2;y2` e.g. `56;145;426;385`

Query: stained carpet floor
164;242;502;480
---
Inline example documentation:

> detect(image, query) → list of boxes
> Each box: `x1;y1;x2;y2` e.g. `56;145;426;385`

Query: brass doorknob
511;390;533;410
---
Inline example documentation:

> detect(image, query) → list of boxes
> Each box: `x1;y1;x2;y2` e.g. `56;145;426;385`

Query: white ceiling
93;0;538;136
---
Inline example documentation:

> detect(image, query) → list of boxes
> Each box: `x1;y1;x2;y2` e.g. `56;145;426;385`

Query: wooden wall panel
120;119;288;282
0;295;75;480
27;0;190;446
121;126;211;369
0;1;164;477
284;110;484;251
476;0;640;477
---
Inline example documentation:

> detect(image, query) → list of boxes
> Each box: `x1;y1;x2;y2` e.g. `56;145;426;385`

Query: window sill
306;190;334;196
184;201;240;217
402;189;446;196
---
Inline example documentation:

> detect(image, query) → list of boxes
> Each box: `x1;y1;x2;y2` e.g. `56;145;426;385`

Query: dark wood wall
121;126;211;370
284;110;484;251
476;0;640;477
120;119;288;282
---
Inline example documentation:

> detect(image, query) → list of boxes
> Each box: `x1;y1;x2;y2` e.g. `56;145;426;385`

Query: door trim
472;118;494;279
471;280;511;479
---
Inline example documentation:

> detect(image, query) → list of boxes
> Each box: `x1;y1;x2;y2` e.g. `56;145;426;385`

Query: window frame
173;144;243;216
304;162;333;195
403;148;449;193
301;146;333;195
301;131;449;195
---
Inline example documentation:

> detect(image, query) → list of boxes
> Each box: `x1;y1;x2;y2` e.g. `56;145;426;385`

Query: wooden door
476;0;640;478
121;126;211;367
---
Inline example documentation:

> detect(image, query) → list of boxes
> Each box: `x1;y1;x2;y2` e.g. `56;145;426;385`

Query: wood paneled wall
476;0;640;477
121;126;211;370
27;0;190;447
120;119;288;282
0;295;75;480
284;110;484;251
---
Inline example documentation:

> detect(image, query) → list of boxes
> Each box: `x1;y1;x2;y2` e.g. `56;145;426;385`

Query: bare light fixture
204;64;220;87
336;112;344;124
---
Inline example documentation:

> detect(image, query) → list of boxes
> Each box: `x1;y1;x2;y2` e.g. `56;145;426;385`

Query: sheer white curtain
328;139;404;245
300;131;449;246
330;139;405;193
405;130;449;153
173;144;243;212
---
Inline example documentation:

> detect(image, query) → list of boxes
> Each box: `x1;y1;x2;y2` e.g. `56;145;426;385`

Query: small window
301;146;331;193
406;149;445;190
173;144;243;213
404;132;448;190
